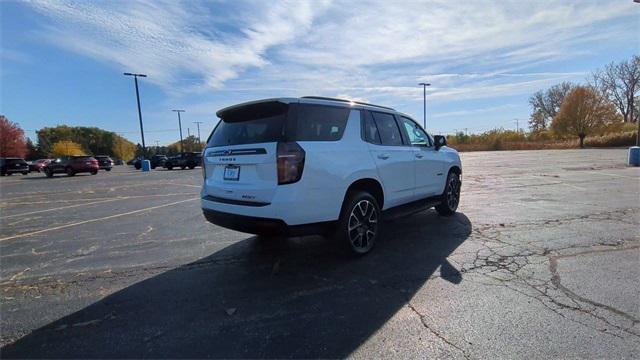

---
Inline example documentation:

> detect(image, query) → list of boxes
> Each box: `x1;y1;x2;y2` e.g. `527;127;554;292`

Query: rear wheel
45;169;53;178
180;165;186;170
66;167;75;176
435;171;461;216
105;168;111;171
335;191;380;256
22;171;28;175
188;163;195;169
167;164;173;170
91;170;98;175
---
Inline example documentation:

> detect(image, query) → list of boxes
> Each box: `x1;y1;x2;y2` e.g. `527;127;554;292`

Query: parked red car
28;159;52;172
43;156;99;177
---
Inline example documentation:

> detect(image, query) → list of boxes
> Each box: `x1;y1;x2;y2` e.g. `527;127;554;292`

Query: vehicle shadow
1;211;471;358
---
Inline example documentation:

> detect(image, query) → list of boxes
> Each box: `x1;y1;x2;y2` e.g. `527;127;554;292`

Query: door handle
377;154;390;160
415;153;424;159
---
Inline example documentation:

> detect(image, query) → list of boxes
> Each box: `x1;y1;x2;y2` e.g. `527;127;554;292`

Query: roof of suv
216;96;397;118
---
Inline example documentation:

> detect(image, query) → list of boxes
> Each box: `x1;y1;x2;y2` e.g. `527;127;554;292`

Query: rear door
365;111;415;208
203;101;288;205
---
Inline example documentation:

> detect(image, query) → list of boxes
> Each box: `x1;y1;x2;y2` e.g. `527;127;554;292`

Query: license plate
223;165;240;181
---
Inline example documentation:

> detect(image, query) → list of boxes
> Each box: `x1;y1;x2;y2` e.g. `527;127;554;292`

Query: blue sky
1;0;638;145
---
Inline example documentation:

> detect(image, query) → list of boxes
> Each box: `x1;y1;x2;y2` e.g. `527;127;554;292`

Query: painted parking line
0;198;199;242
1;193;193;219
0;181;198;202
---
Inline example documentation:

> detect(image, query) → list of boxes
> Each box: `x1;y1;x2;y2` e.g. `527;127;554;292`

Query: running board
382;196;442;221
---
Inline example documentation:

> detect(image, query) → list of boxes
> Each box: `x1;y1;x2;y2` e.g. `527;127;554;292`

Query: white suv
201;97;462;255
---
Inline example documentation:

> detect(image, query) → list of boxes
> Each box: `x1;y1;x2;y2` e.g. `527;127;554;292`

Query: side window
400;117;431;147
362;111;381;144
371;112;403;146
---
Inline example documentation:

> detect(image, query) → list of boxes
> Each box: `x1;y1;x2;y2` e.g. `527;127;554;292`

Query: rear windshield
207;102;351;147
6;159;26;165
208;102;287;147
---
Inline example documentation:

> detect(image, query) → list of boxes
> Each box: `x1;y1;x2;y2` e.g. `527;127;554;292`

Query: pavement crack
405;301;471;359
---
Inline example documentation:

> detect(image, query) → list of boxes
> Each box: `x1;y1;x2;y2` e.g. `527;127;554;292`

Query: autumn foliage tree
167;135;204;153
51;140;84;156
0;115;27;158
552;86;620;147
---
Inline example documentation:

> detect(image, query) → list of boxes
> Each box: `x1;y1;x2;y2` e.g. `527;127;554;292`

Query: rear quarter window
291;104;351;141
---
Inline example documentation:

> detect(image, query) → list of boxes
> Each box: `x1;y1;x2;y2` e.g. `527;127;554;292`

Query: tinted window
371;112;403;146
400;117;431;146
209;102;287;147
363;111;381;144
292;104;351;141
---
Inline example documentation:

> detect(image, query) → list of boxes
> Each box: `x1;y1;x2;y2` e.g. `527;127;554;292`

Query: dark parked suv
150;155;168;169
0;158;29;176
94;155;114;171
164;152;202;170
43;156;99;177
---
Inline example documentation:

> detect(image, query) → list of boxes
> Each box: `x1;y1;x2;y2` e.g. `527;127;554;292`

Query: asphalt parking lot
1;149;638;358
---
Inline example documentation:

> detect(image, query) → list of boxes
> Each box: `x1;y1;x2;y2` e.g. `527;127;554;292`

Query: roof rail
301;96;395;111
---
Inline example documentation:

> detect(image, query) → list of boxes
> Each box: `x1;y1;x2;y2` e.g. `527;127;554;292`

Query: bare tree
591;55;640;123
528;82;574;131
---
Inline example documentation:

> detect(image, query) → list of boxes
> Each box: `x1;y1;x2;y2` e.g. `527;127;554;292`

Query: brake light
201;151;206;179
277;142;305;185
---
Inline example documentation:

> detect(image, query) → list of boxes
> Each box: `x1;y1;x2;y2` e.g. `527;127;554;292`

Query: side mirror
434;135;447;150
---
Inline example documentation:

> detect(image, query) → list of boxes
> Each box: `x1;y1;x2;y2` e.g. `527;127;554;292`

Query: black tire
151;165;156;169
22;171;28;175
105;168;111;172
180;165;186;170
435;171;461;216
66;167;75;177
188;164;195;169
45;169;54;178
135;163;141;170
334;191;380;256
167;165;173;170
91;170;98;175
6;173;12;176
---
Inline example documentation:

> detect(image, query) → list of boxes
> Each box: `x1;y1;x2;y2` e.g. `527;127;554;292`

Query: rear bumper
4;168;28;173
202;208;335;236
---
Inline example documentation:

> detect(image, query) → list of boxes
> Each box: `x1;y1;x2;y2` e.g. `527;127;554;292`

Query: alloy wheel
446;175;461;210
348;200;378;253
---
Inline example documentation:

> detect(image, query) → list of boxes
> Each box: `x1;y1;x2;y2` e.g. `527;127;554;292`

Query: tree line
0;116;206;160
529;55;639;147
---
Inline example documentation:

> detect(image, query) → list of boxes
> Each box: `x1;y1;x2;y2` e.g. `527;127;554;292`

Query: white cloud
26;0;330;91
23;0;636;107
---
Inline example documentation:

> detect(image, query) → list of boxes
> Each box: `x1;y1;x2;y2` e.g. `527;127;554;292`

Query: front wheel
105;168;111;172
91;170;98;175
335;191;380;256
435;171;461;216
22;171;28;175
66;167;75;177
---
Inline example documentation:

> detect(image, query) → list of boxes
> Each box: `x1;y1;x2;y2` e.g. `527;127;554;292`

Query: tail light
201;152;206;179
277;142;305;185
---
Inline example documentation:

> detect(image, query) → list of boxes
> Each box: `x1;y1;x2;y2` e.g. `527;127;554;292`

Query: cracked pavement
1;149;639;358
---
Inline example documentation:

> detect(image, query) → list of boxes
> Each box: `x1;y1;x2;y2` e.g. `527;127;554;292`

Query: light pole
418;82;431;129
513;118;520;133
124;73;147;156
172;110;185;152
193;121;203;144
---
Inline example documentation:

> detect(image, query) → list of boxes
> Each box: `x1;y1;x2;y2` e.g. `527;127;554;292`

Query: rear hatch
203;101;288;205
